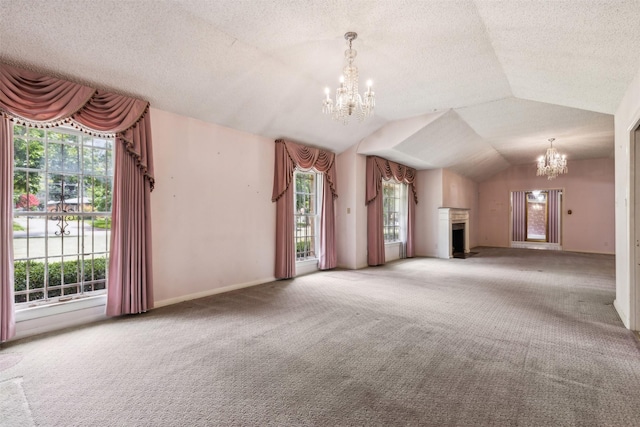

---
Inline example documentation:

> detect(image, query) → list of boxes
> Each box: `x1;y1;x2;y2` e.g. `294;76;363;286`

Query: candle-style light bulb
324;87;331;100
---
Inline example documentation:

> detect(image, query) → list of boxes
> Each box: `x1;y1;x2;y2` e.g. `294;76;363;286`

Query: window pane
309;193;316;215
14;139;45;198
47;256;63;298
82;256;102;282
62;257;81;296
28;139;45;170
48;143;64;172
106;149;113;176
94;138;110;148
95;148;108;175
382;181;402;243
14;171;45;213
64;145;80;173
13;260;27;303
47;175;80;209
48;173;63;203
13;125;26;137
48;131;64;142
103;179;113;213
25;175;42;212
48;143;80;173
83;135;94;146
92;177;112;213
83;177;94;213
294;171;319;261
62;132;79;144
13;137;27;168
28;128;44;138
83;147;95;175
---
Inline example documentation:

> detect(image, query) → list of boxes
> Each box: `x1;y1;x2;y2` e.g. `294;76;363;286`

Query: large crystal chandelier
322;32;375;124
536;138;568;180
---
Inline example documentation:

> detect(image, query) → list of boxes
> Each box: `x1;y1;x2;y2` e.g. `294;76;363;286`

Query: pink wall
150;108;276;305
147;105;615;314
442;169;479;249
478;158;615;254
415;169;443;257
335;146;368;269
414;168;479;257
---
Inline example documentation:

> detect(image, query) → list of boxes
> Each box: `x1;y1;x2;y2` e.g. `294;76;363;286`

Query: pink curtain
271;139;338;279
0;117;15;342
512;191;526;241
548;189;561;244
0;63;155;340
366;156;418;266
107;128;154;315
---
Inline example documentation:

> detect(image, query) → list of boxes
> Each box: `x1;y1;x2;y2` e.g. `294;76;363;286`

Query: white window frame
382;179;408;244
293;170;323;264
12;124;114;310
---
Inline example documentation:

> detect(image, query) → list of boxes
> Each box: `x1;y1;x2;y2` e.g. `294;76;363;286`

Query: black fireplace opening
452;222;465;258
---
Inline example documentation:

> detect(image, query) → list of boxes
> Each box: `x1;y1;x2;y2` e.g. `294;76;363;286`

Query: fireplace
438;208;470;259
452;223;465;257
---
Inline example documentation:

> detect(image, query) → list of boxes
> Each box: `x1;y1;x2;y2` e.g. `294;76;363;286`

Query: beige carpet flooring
1;247;639;426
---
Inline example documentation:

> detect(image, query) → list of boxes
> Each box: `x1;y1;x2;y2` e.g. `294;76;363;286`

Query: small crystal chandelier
322;32;375;124
536;138;568;180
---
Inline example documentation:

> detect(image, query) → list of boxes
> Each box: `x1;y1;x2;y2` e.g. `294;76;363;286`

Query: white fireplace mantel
438;208;470;259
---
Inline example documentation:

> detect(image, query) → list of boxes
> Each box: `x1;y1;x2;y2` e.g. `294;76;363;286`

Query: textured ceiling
0;0;638;181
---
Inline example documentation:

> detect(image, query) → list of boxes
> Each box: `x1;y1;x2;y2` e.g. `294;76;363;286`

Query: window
294;170;322;261
13;125;114;306
383;180;404;243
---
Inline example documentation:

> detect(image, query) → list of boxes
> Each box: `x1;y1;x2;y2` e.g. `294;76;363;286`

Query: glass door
526;191;548;242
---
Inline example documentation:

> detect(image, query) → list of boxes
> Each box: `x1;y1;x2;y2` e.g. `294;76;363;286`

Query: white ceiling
1;0;638;181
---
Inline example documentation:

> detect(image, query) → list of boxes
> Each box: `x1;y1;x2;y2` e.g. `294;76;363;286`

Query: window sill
385;241;405;262
16;294;106;322
13;295;107;340
295;258;319;276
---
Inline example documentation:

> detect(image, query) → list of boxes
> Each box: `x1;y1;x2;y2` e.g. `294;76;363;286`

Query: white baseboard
154;276;276;308
511;241;562;250
563;249;616;255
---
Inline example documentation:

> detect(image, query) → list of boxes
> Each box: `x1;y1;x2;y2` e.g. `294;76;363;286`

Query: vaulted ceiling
1;0;639;181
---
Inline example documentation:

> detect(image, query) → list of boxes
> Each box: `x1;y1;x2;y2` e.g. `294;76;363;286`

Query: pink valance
0;63;155;340
0;65;95;122
0;63;154;189
272;139;338;279
272;139;337;202
366;156;418;266
365;156;417;205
